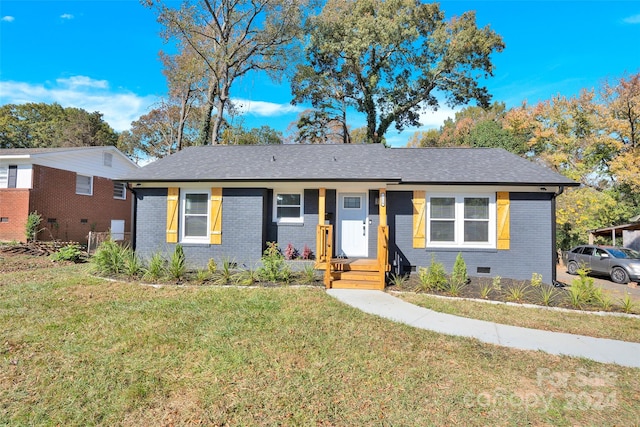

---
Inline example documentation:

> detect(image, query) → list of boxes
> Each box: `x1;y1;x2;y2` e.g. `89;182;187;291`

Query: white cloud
417;105;459;128
0;76;158;132
57;76;109;90
623;14;640;24
232;98;304;117
60;13;74;20
1;16;15;22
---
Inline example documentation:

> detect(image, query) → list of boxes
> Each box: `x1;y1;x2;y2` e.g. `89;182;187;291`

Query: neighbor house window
274;192;303;223
76;174;93;195
7;165;17;188
113;182;126;200
427;194;495;248
181;190;210;243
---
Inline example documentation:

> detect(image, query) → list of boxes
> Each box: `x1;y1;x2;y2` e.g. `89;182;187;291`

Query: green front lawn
1;260;639;425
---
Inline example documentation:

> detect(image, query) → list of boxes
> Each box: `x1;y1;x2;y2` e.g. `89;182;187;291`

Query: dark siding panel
388;191;555;283
135;188;266;269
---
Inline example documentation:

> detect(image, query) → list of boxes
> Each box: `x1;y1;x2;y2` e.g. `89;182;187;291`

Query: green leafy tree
293;0;504;143
0;103;118;149
220;125;283;145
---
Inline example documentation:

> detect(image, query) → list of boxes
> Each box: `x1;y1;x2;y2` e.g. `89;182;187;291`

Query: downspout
127;184;137;250
551;185;565;283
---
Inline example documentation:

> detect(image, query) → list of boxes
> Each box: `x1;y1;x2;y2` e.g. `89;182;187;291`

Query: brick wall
28;165;132;243
0;189;30;242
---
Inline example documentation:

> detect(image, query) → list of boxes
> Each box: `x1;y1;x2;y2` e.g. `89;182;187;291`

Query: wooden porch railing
317;223;389;289
316;224;333;288
377;225;390;287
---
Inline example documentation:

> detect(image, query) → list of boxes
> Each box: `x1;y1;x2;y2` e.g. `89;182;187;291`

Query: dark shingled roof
120;144;578;186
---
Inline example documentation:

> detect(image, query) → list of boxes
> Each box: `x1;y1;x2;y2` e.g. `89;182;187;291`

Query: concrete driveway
556;262;640;303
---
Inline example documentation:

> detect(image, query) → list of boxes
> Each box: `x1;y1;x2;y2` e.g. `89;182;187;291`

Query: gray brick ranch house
120;144;578;289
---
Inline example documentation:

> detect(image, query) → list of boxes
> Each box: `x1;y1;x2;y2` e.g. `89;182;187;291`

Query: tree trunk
197;82;216;146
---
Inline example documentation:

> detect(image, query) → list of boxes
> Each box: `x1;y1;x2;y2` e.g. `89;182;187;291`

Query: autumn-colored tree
600;73;640;192
0;103;118;149
117;101;200;161
293;0;504;144
147;0;307;145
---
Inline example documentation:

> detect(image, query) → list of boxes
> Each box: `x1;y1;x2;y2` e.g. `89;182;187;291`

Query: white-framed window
343;195;362;209
113;182;126;200
274;191;303;223
76;174;93;195
7;165;17;188
427;193;495;248
180;190;210;243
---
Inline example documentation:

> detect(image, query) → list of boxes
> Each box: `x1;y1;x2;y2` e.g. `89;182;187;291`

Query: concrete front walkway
327;289;640;369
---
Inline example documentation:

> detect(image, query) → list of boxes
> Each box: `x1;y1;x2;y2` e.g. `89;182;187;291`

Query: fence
87;231;132;256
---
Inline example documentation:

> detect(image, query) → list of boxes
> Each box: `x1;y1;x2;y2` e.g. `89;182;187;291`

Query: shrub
258;242;290;282
123;248;143;278
504;281;530;303
536;285;558;306
389;273;410;288
51;244;84;263
207;258;217;274
144;252;166;281
451;252;468;288
168;244;186;280
92;240;128;275
25;211;42;242
284;243;299;260
301;244;314;260
418;255;447;291
299;263;318;285
566;268;602;308
530;272;543;287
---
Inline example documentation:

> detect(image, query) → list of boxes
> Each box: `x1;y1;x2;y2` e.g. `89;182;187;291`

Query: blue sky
1;0;639;147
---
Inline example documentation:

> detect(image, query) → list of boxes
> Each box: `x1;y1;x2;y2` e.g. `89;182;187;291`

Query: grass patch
1;258;639;425
398;293;640;343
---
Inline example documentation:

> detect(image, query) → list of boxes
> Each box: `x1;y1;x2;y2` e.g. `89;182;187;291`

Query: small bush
92;240;128;275
504;281;530;303
389;273;410;288
451;252;468;288
168;244;186;280
301;244;314;260
299;263;318;285
418;255;447;291
566;268;602;308
258;242;290;282
123;249;143;278
25;211;43;242
536;285;558;306
144;252;166;281
51;244;84;263
284;243;299;260
207;258;217;274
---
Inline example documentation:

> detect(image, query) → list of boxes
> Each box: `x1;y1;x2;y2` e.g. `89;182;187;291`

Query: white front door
337;192;368;257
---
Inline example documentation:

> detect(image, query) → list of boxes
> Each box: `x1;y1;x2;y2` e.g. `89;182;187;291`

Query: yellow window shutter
210;188;223;245
412;190;426;248
497;192;510;250
166;187;179;243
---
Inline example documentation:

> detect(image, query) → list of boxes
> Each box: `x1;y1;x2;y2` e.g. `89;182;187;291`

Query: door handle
363;222;366;236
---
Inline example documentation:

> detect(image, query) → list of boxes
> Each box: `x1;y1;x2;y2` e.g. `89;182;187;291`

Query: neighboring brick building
0;147;138;243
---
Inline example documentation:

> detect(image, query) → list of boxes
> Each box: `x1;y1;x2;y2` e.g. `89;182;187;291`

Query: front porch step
331;270;379;281
331;258;379;271
330;278;384;290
